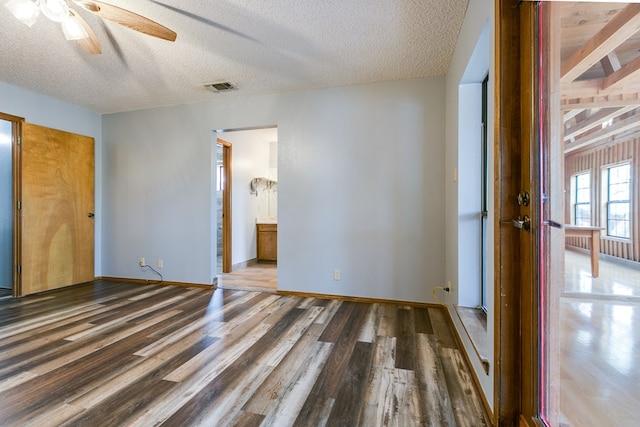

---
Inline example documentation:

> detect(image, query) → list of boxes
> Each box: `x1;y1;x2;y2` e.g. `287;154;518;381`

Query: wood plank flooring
217;263;277;293
560;251;640;426
0;280;489;426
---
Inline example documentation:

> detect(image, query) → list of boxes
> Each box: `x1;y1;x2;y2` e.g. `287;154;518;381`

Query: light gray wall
278;80;445;302
102;77;446;302
445;0;494;408
102;104;216;284
0;81;103;277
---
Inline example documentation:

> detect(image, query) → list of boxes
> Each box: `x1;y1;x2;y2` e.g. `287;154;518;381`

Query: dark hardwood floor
0;280;489;426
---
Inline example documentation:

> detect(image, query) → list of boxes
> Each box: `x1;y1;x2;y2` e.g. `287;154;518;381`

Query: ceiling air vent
205;82;237;93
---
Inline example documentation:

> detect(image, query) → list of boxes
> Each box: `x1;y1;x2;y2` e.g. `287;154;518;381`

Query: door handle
512;215;530;231
544;219;563;229
87;212;95;218
502;215;530;231
512;218;525;229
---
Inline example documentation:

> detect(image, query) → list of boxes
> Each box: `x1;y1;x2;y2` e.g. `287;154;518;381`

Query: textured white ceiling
0;0;469;113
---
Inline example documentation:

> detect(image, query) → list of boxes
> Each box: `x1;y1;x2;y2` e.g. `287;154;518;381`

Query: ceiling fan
4;0;176;54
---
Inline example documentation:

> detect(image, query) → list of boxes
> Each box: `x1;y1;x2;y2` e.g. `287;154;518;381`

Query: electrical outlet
157;259;163;269
333;269;341;281
139;257;145;267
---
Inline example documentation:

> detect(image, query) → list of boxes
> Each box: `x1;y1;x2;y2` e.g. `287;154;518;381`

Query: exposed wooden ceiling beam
564;128;639;156
561;94;640;110
561;3;640;84
565;113;640;153
601;54;640;90
561;77;640;109
563;108;585;122
564;105;636;141
561;78;640;100
600;51;621;76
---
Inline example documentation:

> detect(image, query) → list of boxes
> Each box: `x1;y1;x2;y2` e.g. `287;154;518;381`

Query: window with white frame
216;163;224;192
603;163;631;239
571;172;591;226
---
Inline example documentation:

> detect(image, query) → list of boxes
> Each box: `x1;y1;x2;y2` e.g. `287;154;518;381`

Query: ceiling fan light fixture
61;14;87;40
39;0;68;22
5;0;40;27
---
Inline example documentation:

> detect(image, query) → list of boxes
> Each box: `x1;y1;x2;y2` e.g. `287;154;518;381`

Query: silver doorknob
511;215;530;231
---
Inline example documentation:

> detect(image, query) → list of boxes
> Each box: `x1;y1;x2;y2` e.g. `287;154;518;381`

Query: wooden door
495;1;563;425
517;3;540;423
494;0;542;425
21;123;94;295
494;0;526;424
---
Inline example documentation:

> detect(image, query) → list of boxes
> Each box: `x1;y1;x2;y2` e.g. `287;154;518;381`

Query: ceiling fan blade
73;1;177;42
69;9;102;54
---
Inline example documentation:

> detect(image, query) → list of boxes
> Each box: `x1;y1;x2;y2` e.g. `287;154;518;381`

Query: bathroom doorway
0;117;14;297
216;139;232;273
215;126;278;291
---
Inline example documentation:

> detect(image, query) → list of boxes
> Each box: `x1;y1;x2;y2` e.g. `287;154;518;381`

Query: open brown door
495;1;564;425
516;2;541;423
20;123;95;295
494;0;541;425
494;0;525;424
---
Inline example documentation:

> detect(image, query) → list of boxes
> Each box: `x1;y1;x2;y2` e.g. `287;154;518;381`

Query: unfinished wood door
21;123;94;295
494;0;528;424
495;0;547;424
496;2;564;425
512;4;533;424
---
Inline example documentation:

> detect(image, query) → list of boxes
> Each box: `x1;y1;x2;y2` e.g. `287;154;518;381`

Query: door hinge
17;135;21;145
17;265;21;274
16;201;21;210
